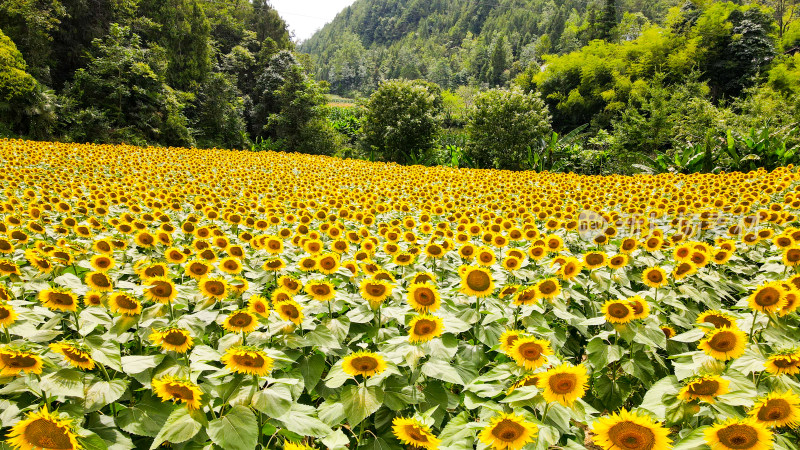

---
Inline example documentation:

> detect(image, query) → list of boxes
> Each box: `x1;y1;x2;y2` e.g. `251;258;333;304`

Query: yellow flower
764;350;800;375
305;280;336;302
537;363;589;407
278;275;302;294
696;310;736;330
108;292;142;316
749;390;800;429
85;271;114;292
499;329;524;354
359;278;393;307
152;376;203;409
222;310;259;333
199;277;228;300
509;336;552;370
460;266;495;297
275;299;304;325
49;341;95;370
149;327;193;353
705;417;772;450
642;267;668;288
407;282;441;313
248;295;270;317
89;254;115;271
678;375;730;403
6;407;80;450
478;412;538;450
0;302;18;327
221;346;273;376
628;296;649;319
185;259;212;280
219;256;243;274
507;373;540;394
557;256;582;281
699;326;747;361
392;417;440;449
316;253;340;274
535;277;560;301
602;299;634;324
38;288;79;312
748;281;787;313
143;276;177;303
584;251;607;269
592;408;672;450
0;348;43;376
342;351;386;378
408;314;444;343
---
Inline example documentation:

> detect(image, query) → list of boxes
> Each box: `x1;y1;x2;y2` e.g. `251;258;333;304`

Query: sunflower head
509;336;553;370
275;299;304;325
407;282;441;313
143;276;177;303
392;417;440;449
222;310;259;333
602;299;634;324
149;327;193;353
592;409;672;450
408;314;444;343
537;363;589;407
199;277;229;301
152;376;203;409
305;280;336;302
38;287;79;312
748;281;787;313
512;286;538;306
705;417;773;450
535;278;561;301
642;267;668;288
764;349;800;376
460;266;495;298
359;278;393;308
696;310;736;330
49;341;95;370
0;348;43;376
221;346;273;376
678;375;730;403
478;412;538;450
6;408;80;450
698;326;747;361
248;295;271;317
278;275;302;294
0;301;18;327
342;351;386;378
108;292;142;316
749;390;800;429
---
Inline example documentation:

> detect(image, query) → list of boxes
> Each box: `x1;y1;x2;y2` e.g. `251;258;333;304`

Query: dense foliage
2;139;800;450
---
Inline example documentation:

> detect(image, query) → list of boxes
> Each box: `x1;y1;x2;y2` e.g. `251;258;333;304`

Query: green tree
466;87;552;170
361;79;443;164
601;0;618;41
0;0;65;83
0;28;53;137
194;72;249;149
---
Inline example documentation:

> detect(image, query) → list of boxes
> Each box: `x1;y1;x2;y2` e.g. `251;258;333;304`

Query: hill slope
300;0;680;95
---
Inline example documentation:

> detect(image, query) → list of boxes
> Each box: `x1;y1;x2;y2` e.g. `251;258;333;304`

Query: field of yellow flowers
0;138;799;450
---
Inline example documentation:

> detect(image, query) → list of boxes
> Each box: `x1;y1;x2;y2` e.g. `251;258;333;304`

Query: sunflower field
1;138;800;450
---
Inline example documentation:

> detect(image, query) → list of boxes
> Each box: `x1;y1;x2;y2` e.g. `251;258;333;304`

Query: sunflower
507;373;540;394
513;286;538;306
83;291;103;307
278;275;303;295
89;254;115;272
149;327;193;353
143;276;177;303
642;267;668;288
502;256;523;271
221;346;273;376
407;283;441;313
275;299;304;325
584;251;607;269
0;348;43;376
29;255;53;274
284;443;314;450
305;280;336;302
0;302;18;327
392;417;440;449
84;271;113;292
460;266;495;297
317;253;340;275
408;314;444;343
779;286;800;316
38;288;78;312
748;281;787;313
783;246;800;267
628;296;650;320
0;259;21;276
199;277;228;301
165;247;188;264
6;407;80;450
602;299;634;324
476;247;496;266
263;258;286;272
535;278;561;301
509;336;552;370
608;254;629;270
342;351;386;378
678;375;730;403
672;261;697;281
705;417;772;450
248;295;270;317
558;257;582;281
697;310;737;330
222;310;259;333
359;278;393;308
537;363;589;406
49;341;95;370
478;412;538;450
661;325;676;338
764;350;800;375
499;330;524;354
749;390;800;428
108;292;142;316
592;408;672;450
185;259;212;280
152;376;203;409
699;326;747;361
218;256;243;275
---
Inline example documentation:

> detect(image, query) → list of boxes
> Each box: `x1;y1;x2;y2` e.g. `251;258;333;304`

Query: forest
1;0;800;173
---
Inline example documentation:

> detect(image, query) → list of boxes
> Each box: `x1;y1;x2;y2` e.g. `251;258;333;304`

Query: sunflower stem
749;310;759;344
98;362;112;381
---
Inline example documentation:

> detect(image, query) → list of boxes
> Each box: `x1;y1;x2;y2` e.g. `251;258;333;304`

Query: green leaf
670;328;705;342
121;355;164;375
298;353;326;391
208;405;258;450
253;383;293;417
116;393;173;437
437;412;476;449
422;359;462;384
150;406;205;449
672;426;710;450
586;338;623;369
341;384;384;426
85;379;129;412
277;403;333;437
76;431;109;450
40;369;84;398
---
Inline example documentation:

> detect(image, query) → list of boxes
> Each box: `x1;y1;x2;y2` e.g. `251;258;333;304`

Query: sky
270;0;358;42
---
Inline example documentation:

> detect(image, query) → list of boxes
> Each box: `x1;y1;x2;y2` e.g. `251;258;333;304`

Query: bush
466;88;552;170
360;79;443;164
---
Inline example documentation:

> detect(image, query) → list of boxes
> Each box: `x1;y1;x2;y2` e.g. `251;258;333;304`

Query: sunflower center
232;353;266;368
701;315;732;329
757;399;790;422
367;284;386;297
564;263;577;276
145;266;165;277
404;425;429;443
647;271;663;283
0;353;36;368
675;263;691;276
205;281;225;295
115;295;138;310
772;357;797;368
491;419;524;442
230;312;253;328
351;356;378;372
63;348;89;363
50;293;75;306
165;383;196;401
95;258;111;268
630;301;644;315
689;379;719;396
550;373;577;394
586;254;603;266
717;424;758;449
709;331;735;352
152;281;172;297
519;342;543;360
414;288;435;306
787;249;800;262
320;258;335;269
190;264;208;275
91;274;110;287
281;305;299;319
253;302;266;313
23;418;73;449
755;287;781;307
312;285;330;296
466;270;491;291
164;330;188;346
301;259;316;268
413;319;436;336
0;308;9;320
97;242;111;252
609;303;631;319
607;421;656;450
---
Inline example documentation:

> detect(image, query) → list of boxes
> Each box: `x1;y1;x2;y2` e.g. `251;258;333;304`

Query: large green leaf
150;406;205;449
116;394;173;437
208;405;258;450
252;383;293;417
85;379;129;412
341;384;384;426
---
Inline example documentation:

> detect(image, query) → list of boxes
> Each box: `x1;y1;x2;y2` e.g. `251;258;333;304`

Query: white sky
270;0;358;42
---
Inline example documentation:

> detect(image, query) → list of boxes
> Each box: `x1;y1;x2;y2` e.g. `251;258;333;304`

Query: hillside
300;0;681;95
